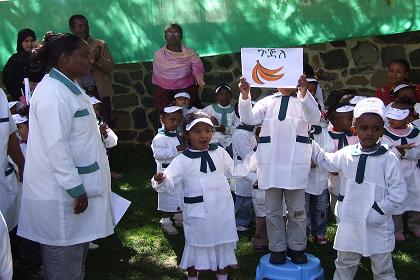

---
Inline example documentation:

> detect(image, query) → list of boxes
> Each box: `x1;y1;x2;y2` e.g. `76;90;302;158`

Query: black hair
69;14;87;28
392;96;416;108
338;94;356;106
303;63;314;77
215;84;232;94
388;59;411;73
164;23;183;37
234;102;239;118
32;32;83;71
17;28;36;52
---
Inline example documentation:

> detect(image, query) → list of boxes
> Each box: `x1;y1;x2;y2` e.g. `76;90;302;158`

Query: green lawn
86;145;420;279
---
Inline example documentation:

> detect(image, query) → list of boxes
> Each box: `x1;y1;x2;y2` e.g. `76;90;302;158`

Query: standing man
69;14;114;124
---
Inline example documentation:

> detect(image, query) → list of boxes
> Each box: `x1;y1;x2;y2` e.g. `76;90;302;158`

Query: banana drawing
252;60;285;84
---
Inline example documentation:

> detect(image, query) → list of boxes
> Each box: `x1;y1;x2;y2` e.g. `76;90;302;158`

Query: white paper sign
111;192;131;226
241;48;303;88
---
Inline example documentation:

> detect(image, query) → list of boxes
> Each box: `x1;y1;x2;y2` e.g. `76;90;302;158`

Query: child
390;84;420;127
311;97;406;280
174;92;198;116
238;75;320;265
381;98;420;241
152;111;239;280
90;96;118;149
151;106;186;235
0;211;13;280
306;78;335;245
12;114;29;157
203;84;239;152
231;104;257;232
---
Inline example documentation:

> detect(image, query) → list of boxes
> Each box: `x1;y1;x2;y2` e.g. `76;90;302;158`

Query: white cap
393;83;415;95
336;105;354;113
8;101;23;109
163;106;183;114
174;92;191;99
353;97;385;121
185;118;214;131
307;78;318;83
349;96;366;105
385;106;410;120
89;96;102;105
12;114;28;124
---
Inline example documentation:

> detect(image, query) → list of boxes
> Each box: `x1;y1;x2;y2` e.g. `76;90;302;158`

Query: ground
86;145;420;279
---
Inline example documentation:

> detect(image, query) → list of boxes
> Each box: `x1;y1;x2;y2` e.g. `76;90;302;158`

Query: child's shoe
287;249;308;264
174;212;183;227
269;251;286;264
395;232;406;241
88;242;100;250
236;225;249;232
160;218;178;235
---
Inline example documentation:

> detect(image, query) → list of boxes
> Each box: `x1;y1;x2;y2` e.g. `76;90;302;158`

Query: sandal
313;235;328;245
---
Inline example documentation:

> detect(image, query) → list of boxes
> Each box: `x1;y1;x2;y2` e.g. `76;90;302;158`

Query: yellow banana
257;60;283;75
252;63;264;84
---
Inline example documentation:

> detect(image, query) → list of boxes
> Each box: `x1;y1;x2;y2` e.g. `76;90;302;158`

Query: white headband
215;85;232;94
12;114;28;124
385;106;410;120
393;83;415;95
163;106;183;114
185;118;214;131
336;105;354;113
307;78;318;83
174;92;191;99
349;96;366;105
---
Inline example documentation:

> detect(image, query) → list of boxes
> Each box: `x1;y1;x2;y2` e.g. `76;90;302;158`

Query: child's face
308;82;318;96
331;112;353;132
160;111;183;131
17;123;29;141
93;104;101;118
185;122;213;150
352;113;384;149
216;88;232;107
278;88;297;96
174;97;190;108
396;88;416;104
387;103;412;129
388;62;407;85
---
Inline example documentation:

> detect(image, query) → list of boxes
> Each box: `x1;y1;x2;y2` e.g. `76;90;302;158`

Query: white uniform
18;68;114;246
0;89;20;231
152;145;238;270
151;129;182;212
381;125;420;212
182;106;198;116
203;104;239;148
0;211;12;280
312;143;406;256
239;92;320;189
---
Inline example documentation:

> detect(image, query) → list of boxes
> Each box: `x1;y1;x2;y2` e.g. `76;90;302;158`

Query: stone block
320;49;349;70
129;70;143;81
409;48;420;67
143;61;153;71
349;65;374;75
137;129;155;142
113;71;131;86
204;72;233;86
133;82;145;96
143;72;154;96
201;86;216;105
345;76;369;86
202;57;213;72
115;130;137;141
381;46;406;68
308;43;327;51
216;55;233;69
370;70;388;88
408;69;420;84
233;67;242;78
148;111;160;130
374;31;420;44
351;41;379;66
341;69;348;78
110;110;131;130
112;94;139;109
112;84;130;95
332;81;344;89
131;107;148;129
141;96;154;109
320;71;338;81
330;40;346;48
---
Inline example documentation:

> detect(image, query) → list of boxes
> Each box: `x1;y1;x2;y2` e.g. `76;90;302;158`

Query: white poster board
111;192;131;226
241;48;303;88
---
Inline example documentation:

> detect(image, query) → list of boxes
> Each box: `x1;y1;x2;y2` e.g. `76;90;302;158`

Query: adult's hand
74;193;88;214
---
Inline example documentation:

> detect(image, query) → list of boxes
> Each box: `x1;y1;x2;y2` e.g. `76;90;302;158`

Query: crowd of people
0;18;419;280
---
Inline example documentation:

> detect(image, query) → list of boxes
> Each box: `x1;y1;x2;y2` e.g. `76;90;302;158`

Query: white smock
18;68;114;246
203;104;239;148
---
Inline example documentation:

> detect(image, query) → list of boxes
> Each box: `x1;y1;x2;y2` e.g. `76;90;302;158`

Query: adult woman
2;28;44;101
152;23;205;112
17;33;113;279
375;59;420;105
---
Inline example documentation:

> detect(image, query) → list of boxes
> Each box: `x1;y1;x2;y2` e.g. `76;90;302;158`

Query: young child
238;75;320;265
311;97;406;280
12;114;29;157
203;84;239;152
151;106;186;235
152;111;239;280
231;104;257;232
381;98;420;241
174;92;198;116
390;84;420;127
306;78;335;245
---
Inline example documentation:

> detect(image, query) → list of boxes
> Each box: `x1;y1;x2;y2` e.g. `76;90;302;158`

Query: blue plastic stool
255;253;324;280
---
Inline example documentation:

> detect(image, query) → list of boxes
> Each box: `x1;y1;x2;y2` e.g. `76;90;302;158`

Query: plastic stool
255;253;324;280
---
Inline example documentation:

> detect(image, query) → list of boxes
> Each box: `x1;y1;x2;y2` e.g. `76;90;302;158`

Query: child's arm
103;127;118;148
297;75;321;125
311;140;341;173
238;78;266;125
151;137;179;161
151;156;184;193
398;143;420;160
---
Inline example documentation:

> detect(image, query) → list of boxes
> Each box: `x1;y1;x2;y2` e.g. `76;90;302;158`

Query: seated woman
152;23;205;112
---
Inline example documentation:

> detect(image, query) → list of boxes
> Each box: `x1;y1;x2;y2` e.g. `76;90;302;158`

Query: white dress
312;142;406;256
152;145;238;270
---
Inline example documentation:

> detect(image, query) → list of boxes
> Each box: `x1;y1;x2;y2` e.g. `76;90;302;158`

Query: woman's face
164;26;182;47
65;41;92;78
22;36;35;52
388;62;408;86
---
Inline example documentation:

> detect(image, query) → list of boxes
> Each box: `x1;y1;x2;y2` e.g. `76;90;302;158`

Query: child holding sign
238;75;320;264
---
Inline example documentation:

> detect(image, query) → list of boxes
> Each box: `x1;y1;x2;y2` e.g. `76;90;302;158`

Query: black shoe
269;251;286;264
287;249;308;264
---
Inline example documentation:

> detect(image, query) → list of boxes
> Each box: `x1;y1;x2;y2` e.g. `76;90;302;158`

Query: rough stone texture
112;84;130;95
137;129;154;142
381;46;406;68
216;55;233;69
370;70;388;88
115;130;137;141
112;94;139;109
330;40;346;48
408;69;420;84
351;41;379;66
345;76;369;86
409;48;420;67
131;107;148;129
204;72;233;86
111;110;131;130
320;49;349;70
113;71;131;86
129;70;143;81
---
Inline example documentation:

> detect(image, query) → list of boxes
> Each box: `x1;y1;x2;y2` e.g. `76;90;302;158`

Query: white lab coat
0;211;12;280
312;142;406;256
232;126;257;197
18;69;114;246
381;125;420;212
203;104;239;148
0;89;20;231
238;92;320;189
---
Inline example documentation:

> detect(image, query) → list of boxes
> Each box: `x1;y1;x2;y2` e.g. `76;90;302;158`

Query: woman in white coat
17;33;113;279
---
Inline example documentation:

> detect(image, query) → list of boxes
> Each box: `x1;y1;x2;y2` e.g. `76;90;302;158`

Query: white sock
187;276;198;280
216;274;228;280
160;217;172;224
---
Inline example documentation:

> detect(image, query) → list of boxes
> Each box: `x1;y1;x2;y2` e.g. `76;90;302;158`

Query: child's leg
187;267;198;279
304;192;312;236
370;252;396;280
160;212;178;235
310;189;329;237
406;211;420;236
252;216;269;249
392;214;405;241
235;196;254;228
330;193;338;219
216;268;228;279
265;188;287;252
333;251;362;280
284;189;307;251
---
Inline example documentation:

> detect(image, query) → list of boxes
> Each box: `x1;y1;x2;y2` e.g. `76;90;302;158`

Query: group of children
151;72;419;280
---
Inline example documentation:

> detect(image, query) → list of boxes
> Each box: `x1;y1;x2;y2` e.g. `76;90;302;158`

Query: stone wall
1;30;420;146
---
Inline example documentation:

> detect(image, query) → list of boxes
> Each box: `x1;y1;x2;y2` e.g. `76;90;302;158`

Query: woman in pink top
153;23;205;112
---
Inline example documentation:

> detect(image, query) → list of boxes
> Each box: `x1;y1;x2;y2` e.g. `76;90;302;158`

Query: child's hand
395;143;416;157
310;160;317;169
297;75;308;97
215;125;226;133
100;123;109;138
74;193;88;214
154;172;166;184
239;77;251;99
210;116;219;125
176;144;188;152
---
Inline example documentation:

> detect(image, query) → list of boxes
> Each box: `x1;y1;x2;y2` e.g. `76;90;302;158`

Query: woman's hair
17;28;36;52
164;23;183;37
388;58;411;73
32;32;82;71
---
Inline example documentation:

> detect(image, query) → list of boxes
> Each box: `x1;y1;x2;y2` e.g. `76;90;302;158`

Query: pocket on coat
292;140;312;164
183;200;206;219
366;207;385;227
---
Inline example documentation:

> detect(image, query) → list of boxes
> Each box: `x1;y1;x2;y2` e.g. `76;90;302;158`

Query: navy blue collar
183;144;218;173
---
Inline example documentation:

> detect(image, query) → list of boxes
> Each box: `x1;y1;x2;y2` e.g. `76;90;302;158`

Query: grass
86;144;420;279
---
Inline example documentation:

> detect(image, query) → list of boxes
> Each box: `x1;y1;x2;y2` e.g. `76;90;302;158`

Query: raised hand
154;172;166;184
239;77;251;99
